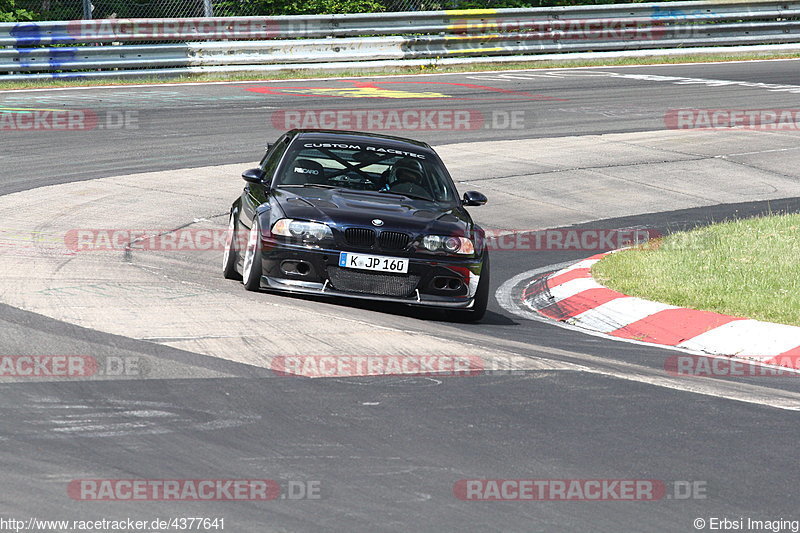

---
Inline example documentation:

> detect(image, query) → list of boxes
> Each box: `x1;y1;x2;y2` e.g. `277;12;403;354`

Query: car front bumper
256;241;484;309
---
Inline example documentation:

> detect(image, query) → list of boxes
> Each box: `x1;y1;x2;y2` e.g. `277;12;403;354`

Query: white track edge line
2;57;799;94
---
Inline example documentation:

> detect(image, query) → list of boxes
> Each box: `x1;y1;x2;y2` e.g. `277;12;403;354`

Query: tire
446;255;490;323
222;210;242;281
242;216;263;291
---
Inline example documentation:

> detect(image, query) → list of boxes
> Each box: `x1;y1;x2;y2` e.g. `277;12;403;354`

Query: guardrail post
82;0;92;20
203;0;214;17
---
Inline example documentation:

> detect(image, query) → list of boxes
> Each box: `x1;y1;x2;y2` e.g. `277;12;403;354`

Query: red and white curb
522;252;800;369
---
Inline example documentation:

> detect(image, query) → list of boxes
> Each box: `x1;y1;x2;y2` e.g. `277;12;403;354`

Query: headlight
272;219;333;244
422;235;443;251
443;236;461;253
420;235;474;255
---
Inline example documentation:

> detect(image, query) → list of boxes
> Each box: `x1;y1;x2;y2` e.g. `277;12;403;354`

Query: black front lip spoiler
261;276;474;309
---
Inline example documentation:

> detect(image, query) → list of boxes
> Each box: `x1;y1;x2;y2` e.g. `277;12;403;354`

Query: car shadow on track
254;288;517;326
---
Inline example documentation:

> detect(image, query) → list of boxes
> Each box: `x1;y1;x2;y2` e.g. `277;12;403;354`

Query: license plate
339;252;409;273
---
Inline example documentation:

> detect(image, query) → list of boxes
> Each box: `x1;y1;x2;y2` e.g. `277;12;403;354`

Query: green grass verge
591;213;800;327
1;50;799;90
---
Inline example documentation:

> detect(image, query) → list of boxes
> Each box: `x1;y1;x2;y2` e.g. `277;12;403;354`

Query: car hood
271;188;473;236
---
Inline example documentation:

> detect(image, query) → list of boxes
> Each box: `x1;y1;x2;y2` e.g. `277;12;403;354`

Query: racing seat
284;158;327;185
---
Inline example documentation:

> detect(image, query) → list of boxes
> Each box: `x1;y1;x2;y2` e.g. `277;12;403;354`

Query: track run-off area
1;60;800;531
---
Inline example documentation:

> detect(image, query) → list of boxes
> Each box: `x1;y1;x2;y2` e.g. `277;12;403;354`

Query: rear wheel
446;255;490;323
242;217;263;291
222;210;242;280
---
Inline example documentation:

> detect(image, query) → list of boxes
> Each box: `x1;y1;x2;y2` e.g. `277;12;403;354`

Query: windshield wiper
380;190;434;202
280;183;338;189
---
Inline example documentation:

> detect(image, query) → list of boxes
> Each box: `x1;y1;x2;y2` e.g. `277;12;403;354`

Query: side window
427;161;455;203
259;135;284;166
260;136;289;180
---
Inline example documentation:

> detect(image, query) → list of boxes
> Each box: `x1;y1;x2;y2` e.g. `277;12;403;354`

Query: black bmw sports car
222;129;490;321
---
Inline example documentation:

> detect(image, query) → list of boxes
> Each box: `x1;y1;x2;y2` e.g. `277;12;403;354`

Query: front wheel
446;255;490;323
242;217;263;291
222;210;242;280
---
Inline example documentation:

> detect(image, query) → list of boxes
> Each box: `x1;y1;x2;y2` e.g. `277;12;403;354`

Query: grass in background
592;213;800;327
1;51;799;90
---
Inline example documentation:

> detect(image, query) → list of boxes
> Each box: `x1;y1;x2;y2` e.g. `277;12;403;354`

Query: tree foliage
216;0;385;16
0;0;37;22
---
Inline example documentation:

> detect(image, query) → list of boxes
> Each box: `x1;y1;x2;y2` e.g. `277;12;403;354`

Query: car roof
288;129;434;153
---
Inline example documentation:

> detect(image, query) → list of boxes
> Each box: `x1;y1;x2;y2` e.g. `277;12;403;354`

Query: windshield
275;142;458;203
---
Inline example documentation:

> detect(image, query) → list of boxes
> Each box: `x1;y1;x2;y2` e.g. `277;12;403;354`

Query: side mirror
462;191;487;206
242;168;265;184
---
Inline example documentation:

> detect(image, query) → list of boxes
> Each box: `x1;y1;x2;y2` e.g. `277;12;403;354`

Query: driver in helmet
386;157;432;200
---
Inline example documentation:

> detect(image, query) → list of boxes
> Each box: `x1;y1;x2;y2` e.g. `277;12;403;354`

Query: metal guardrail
2;1;800;80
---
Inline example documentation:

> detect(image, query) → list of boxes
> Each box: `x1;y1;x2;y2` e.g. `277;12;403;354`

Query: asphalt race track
1;60;800;532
